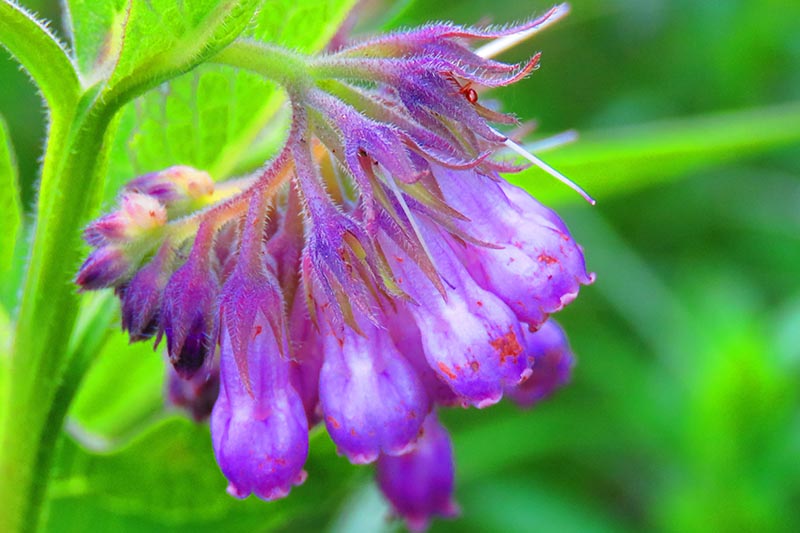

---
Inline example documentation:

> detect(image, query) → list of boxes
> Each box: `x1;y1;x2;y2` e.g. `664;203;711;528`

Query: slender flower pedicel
75;4;593;529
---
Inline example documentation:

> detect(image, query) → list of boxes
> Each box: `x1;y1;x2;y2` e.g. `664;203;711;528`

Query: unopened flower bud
126;165;214;205
83;193;166;246
121;245;173;341
75;246;131;290
160;249;219;379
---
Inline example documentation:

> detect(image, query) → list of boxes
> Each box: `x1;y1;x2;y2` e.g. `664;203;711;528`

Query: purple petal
377;413;459;532
507;320;574;407
433;165;593;328
318;304;430;464
211;315;309;500
383;224;531;408
288;290;324;425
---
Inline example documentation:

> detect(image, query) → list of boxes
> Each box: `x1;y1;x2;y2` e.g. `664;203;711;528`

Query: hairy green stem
212;39;314;89
0;1;79;115
0;95;118;533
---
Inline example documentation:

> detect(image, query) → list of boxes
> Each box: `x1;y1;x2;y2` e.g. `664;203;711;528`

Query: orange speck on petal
438;362;458;380
538;253;558;265
490;328;524;363
327;416;341;429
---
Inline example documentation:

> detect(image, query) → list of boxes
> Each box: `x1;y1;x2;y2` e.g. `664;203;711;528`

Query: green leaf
0;303;10;445
68;328;166;444
446;477;630;533
0;0;80;114
66;0;261;94
104;0;358;199
47;418;360;532
0;115;20;277
510;101;800;205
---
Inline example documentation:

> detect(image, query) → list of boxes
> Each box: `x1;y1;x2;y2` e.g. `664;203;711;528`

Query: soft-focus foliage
1;0;799;531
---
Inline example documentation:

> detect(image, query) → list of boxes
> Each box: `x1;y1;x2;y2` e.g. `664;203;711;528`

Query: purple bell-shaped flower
508;319;575;407
377;413;459;531
318;299;430;464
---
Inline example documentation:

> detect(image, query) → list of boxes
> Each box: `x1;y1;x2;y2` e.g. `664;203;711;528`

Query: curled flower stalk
76;3;592;528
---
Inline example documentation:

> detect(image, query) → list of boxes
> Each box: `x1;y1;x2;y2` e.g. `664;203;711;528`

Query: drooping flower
76;4;592;529
507;319;575;407
167;362;220;422
211;191;310;499
159;225;221;379
376;413;459;532
381;224;532;408
211;317;309;500
316;296;430;463
434;166;594;329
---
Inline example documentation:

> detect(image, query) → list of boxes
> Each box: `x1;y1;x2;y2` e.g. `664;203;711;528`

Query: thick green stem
0;1;79;115
212;40;313;89
0;94;118;532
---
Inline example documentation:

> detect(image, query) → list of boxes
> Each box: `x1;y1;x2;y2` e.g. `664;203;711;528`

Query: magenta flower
377;413;459;532
167;363;220;422
508;319;575;407
211;317;309;500
317;301;430;463
76;4;593;529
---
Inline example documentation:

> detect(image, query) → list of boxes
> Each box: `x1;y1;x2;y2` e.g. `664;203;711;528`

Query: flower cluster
76;5;591;530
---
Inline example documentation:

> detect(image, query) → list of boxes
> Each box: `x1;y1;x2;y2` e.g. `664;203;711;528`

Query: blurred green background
2;0;800;531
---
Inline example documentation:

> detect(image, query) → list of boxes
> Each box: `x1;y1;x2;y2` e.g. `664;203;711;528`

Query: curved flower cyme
377;413;459;532
75;4;591;522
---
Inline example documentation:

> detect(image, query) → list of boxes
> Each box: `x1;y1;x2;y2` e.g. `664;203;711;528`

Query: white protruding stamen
385;172;442;275
475;3;571;59
502;135;596;205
